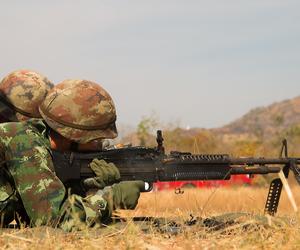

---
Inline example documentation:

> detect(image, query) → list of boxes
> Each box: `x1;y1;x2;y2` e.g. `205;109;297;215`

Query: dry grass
135;185;300;217
1;186;300;249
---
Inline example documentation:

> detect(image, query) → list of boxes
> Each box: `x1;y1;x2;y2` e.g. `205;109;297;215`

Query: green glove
111;181;145;210
83;159;121;189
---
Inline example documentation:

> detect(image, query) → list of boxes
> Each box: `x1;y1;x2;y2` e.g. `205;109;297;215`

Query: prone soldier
0;79;144;231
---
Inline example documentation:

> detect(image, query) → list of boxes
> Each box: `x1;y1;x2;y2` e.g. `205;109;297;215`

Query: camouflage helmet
0;69;54;121
39;79;118;143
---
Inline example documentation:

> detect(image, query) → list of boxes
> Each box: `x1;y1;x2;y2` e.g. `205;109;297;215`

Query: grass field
1;186;300;249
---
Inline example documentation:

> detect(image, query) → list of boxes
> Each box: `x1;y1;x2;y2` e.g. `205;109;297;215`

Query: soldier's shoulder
6;119;50;153
0;118;45;132
0;119;48;145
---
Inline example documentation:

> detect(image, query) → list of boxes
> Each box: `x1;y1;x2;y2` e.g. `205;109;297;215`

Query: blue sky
0;1;299;128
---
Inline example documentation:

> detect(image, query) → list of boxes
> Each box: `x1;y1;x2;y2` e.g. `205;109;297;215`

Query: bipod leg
265;139;291;216
264;178;283;216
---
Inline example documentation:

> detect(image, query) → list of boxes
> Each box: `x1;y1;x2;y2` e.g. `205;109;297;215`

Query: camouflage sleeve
58;190;111;232
5;128;66;226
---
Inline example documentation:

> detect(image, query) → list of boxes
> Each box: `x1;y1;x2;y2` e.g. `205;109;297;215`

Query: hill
216;96;300;139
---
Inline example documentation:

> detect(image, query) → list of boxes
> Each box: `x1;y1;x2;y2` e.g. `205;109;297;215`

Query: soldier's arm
5;127;66;226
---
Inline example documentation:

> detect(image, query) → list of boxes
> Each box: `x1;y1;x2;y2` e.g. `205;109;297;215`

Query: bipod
264;139;297;215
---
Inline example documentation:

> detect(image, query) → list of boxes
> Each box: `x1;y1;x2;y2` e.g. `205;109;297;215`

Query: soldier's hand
111;181;145;209
83;159;121;189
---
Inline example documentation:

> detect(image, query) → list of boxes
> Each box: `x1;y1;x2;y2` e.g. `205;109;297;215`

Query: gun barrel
230;166;281;175
229;158;300;165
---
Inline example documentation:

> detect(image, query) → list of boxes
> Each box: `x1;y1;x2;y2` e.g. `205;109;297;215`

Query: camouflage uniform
0;119;111;230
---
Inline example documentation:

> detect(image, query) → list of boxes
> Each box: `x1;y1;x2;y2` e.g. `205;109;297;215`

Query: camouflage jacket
0;119;109;230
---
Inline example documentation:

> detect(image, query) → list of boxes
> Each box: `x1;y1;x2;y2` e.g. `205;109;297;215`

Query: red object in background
153;175;252;191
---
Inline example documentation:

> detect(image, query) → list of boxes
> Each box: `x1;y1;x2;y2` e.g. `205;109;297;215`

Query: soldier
0;69;54;122
0;79;144;231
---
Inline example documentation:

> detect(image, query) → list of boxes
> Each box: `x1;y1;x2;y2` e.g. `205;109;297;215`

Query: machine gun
52;130;300;216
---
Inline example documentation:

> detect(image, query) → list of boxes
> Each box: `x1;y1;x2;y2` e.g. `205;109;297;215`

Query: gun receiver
52;130;300;216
